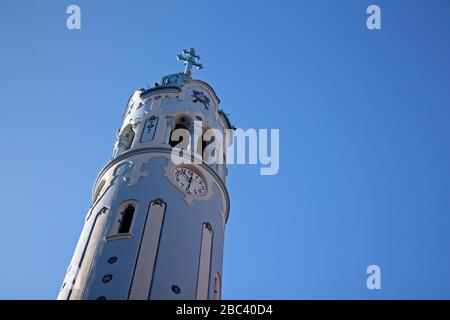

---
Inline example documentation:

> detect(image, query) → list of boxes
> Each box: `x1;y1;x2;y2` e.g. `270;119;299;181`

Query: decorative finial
177;48;203;76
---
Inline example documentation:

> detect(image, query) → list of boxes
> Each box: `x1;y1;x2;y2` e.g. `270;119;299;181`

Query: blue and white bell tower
58;49;233;300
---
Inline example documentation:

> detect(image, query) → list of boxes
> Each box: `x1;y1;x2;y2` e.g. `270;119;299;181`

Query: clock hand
187;174;193;190
182;172;191;183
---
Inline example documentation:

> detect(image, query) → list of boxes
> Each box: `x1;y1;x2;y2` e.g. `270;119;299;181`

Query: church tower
58;49;233;300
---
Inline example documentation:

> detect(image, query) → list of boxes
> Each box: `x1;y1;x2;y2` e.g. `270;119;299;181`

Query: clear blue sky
1;0;450;299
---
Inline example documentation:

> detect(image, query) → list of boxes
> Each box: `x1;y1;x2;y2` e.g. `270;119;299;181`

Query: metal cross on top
177;48;203;76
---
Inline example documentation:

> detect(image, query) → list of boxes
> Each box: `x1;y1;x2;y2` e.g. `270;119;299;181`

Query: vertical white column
129;199;166;300
196;223;213;300
163;116;176;144
70;208;108;300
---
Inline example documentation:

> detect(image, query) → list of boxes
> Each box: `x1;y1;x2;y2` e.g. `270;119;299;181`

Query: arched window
118;204;135;234
202;128;222;165
169;116;191;149
202;134;215;164
93;179;107;204
116;125;135;156
195;125;208;159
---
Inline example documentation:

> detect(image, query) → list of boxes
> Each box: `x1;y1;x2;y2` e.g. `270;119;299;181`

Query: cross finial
177;48;203;77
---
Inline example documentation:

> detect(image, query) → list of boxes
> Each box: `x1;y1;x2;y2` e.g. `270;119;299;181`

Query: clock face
173;167;207;196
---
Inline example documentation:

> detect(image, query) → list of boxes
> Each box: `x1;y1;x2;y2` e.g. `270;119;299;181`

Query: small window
118;205;135;234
